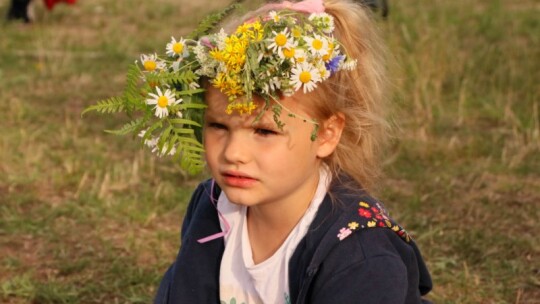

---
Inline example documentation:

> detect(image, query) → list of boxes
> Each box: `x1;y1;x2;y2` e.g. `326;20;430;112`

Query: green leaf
81;97;125;116
142;120;163;142
177;136;204;147
170;128;195;135
187;2;242;40
159;125;173;143
182;144;205;153
160;70;198;86
169;118;202;127
104;118;145;135
176;88;206;96
176;103;207;111
124;64;143;105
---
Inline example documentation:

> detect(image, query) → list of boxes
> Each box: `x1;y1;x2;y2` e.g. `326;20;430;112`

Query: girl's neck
246;172;320;264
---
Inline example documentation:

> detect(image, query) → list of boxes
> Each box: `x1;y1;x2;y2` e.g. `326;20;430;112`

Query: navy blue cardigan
155;178;433;303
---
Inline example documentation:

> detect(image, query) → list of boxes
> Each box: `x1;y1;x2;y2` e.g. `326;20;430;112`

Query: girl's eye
207;122;227;130
255;128;277;136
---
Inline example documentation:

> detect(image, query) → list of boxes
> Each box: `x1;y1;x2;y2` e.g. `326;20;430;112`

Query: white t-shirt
217;169;330;304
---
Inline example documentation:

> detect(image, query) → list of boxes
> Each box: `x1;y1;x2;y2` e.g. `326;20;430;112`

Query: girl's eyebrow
251;120;275;129
204;108;222;120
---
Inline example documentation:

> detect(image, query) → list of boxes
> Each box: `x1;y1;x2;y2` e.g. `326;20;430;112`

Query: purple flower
200;37;214;49
325;55;344;75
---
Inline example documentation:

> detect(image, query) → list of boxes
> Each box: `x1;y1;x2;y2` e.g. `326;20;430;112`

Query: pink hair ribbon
197;179;231;243
261;0;325;14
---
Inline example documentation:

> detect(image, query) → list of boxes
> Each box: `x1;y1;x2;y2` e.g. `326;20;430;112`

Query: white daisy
171;58;183;72
268;29;293;53
278;41;298;61
261;76;282;95
269;11;280;23
140;53;166;72
138;129;157;148
153;143;177;157
341;58;358;71
290;62;321;93
146;87;181;118
282;87;296;97
308;13;335;34
189;82;200;90
294;49;307;64
303;34;329;57
317;62;331;80
166;37;188;58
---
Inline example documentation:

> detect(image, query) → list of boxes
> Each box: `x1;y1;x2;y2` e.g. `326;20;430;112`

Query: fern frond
169;118;202;127
187;2;242;40
176;136;205;147
141;120;163;142
176;88;206;96
170;128;195;135
105;118;145;135
124;64;143;104
175;103;207;111
81;97;125;116
160;70;198;86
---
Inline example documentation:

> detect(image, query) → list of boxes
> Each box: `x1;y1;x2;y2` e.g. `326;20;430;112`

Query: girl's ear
316;113;345;158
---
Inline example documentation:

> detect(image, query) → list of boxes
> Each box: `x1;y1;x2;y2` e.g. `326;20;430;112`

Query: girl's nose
222;133;250;164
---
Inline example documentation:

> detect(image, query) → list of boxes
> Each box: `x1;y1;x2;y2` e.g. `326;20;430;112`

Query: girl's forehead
205;100;277;129
205;86;317;120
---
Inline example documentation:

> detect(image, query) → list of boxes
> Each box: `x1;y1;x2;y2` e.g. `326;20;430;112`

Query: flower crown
83;2;356;175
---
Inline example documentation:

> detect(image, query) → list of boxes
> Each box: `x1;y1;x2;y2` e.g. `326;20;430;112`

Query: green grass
0;0;538;303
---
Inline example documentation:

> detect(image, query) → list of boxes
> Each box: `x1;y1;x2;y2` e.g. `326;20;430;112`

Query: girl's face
203;87;337;209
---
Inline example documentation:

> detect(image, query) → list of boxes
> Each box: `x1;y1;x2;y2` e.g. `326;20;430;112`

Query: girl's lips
221;171;257;187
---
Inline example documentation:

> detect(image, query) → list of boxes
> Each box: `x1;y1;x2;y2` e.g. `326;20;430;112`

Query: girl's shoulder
325;177;412;246
334;195;411;244
291;184;433;302
309;180;427;272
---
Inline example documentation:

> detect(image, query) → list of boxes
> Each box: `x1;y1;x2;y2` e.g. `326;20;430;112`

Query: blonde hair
312;0;389;192
221;0;390;192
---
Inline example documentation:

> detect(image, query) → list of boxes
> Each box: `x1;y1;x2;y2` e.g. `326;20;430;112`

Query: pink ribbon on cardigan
261;0;325;14
197;179;231;243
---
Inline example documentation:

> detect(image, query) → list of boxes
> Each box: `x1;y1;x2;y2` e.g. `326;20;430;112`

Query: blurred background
0;0;538;303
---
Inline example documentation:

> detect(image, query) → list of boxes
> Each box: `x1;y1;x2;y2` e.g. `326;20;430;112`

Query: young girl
85;0;432;302
146;0;433;303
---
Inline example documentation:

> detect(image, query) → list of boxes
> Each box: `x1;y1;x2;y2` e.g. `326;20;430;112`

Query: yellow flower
226;101;257;115
235;23;251;35
210;49;225;62
212;73;227;90
367;221;376;228
359;202;370;208
348;222;359;230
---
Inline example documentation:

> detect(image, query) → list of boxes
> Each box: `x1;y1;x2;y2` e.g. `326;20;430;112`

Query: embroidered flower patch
336;200;411;243
337;228;352;240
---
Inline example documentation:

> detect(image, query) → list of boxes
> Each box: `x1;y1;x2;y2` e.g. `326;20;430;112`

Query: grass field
0;0;538;303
